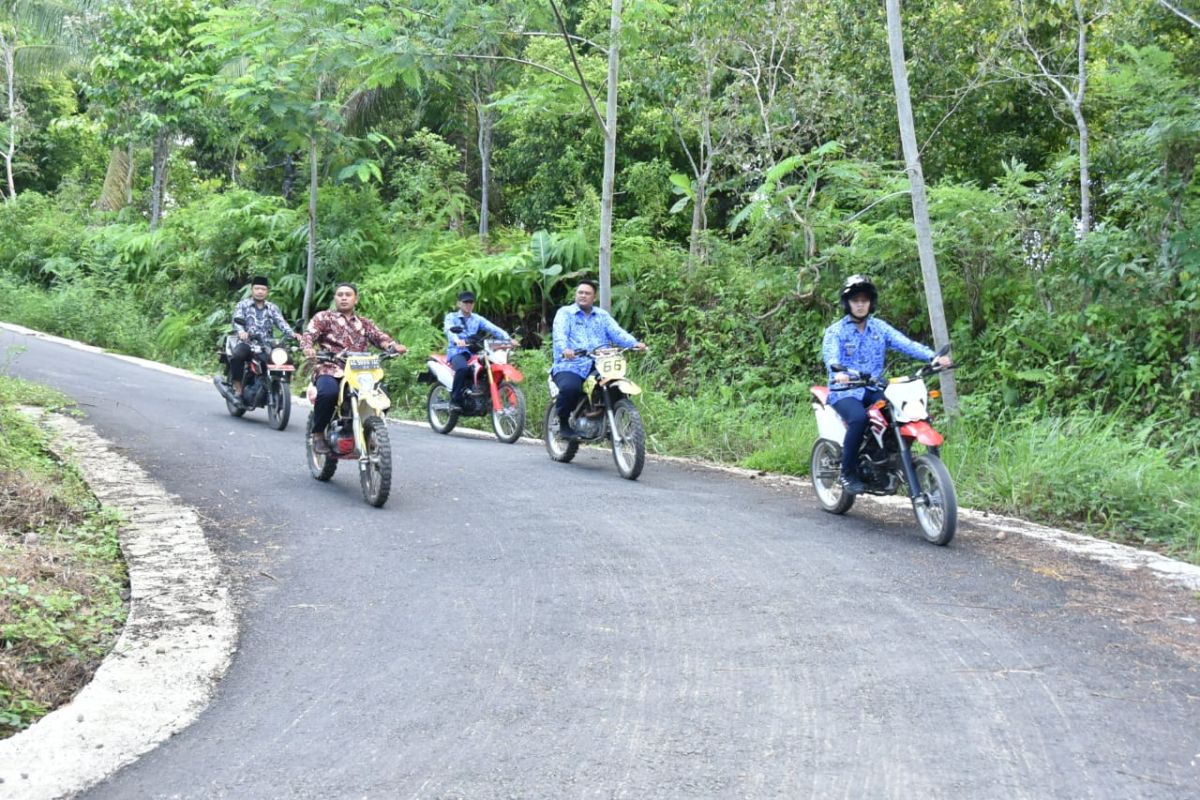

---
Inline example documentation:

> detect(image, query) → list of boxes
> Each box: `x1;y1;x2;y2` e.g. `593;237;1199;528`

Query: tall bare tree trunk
304;135;318;323
599;0;622;311
885;0;958;413
2;39;16;201
149;128;171;230
473;73;495;242
126;139;134;207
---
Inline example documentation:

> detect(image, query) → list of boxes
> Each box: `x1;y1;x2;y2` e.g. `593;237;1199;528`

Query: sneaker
838;473;865;494
312;433;331;455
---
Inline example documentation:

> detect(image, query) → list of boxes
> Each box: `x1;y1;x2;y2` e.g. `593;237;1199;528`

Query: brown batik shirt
300;310;397;379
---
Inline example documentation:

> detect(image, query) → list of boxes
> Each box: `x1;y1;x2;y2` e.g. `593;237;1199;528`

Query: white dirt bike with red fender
809;344;958;545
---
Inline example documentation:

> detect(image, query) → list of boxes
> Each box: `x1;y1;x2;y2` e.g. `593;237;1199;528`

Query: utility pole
885;0;958;412
598;0;622;311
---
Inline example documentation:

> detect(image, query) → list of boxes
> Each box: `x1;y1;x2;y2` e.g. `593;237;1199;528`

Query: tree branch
547;0;607;136
1157;0;1200;29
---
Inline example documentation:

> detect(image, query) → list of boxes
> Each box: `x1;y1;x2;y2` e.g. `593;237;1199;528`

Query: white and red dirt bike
809;345;958;545
420;330;526;443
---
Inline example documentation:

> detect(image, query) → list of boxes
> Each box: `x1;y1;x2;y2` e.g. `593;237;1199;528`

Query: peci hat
457;291;476;302
250;275;270;288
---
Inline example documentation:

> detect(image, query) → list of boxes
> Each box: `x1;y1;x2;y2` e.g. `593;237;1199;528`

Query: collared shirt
443;310;509;358
233;298;293;341
300;310;397;379
550;303;638;378
821;315;935;404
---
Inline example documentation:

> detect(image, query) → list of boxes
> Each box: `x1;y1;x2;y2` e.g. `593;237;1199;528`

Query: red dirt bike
809;345;958;545
419;328;526;443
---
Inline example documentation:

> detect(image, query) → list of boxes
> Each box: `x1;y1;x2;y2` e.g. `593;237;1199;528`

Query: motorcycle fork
892;423;924;503
485;358;501;410
349;394;367;468
602;387;622;444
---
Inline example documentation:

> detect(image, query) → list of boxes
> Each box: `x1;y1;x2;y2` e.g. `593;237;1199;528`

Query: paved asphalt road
4;329;1199;799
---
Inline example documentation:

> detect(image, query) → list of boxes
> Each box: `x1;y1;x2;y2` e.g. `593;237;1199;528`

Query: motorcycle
212;318;297;431
809;345;958;545
544;346;646;481
421;328;526;443
304;349;401;508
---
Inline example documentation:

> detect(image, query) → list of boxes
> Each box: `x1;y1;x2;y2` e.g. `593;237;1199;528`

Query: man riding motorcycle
300;282;407;454
444;290;511;412
821;274;952;494
229;275;295;404
550;279;646;440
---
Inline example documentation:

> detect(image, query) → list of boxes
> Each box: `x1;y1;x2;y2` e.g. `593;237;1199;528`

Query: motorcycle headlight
270;347;288;365
357;374;375;391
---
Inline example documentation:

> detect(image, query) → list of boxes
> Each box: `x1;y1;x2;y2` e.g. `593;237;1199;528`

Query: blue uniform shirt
444;311;509;358
821;315;935;404
551;304;638;378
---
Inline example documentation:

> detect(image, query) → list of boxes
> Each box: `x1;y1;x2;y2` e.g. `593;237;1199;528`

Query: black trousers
832;388;885;477
552;371;585;423
228;341;253;382
311;375;341;434
449;353;473;403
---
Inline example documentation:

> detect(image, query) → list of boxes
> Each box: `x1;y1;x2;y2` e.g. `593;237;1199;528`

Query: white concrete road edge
0;408;237;800
2;321;1199;799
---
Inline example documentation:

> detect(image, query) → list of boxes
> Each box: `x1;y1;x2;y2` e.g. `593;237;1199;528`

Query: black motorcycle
213;318;297;431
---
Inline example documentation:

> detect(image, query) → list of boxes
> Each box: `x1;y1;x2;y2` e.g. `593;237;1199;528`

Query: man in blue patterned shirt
821;274;951;494
229;276;295;400
551;279;646;440
444;290;511;412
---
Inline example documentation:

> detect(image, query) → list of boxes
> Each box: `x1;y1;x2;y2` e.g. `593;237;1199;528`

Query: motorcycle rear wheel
360;416;392;508
491;381;526;444
810;439;855;514
305;413;337;481
427;384;459;434
610;398;645;480
267;379;291;431
543;404;579;463
911;453;957;546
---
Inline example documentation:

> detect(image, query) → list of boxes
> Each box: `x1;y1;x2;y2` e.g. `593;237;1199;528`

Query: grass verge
0;376;128;738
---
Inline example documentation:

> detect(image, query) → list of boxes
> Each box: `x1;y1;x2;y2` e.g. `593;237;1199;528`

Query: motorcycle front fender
605;378;642;396
360;388;391;414
899;420;944;447
492;363;524;383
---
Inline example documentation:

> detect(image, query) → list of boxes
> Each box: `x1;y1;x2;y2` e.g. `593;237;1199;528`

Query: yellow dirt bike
305;350;401;507
544;346;646;480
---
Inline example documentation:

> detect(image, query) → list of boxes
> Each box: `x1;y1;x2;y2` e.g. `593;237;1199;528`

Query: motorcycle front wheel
360;416;392;508
610;398;645;480
427;384;459;434
810;439;855;515
267;379;291;431
305;412;337;481
543;404;579;463
491;381;526;444
911;453;957;545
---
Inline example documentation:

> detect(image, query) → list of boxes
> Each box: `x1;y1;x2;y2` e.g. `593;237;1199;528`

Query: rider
821;274;952;495
300;282;407;454
229;275;295;403
444;290;512;413
550;279;646;440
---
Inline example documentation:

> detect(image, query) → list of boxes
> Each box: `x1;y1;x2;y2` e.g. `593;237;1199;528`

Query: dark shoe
312;433;331;455
213;376;244;408
838;473;866;494
559;424;581;441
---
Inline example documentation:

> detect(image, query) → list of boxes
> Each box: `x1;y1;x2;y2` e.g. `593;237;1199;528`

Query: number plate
347;355;381;371
596;354;626;378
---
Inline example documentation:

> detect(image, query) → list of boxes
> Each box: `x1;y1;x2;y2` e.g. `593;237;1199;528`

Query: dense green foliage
0;1;1198;557
0;378;127;736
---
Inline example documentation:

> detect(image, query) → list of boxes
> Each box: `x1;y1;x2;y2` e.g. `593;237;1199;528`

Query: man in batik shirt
300;282;407;453
230;276;295;399
550;279;645;440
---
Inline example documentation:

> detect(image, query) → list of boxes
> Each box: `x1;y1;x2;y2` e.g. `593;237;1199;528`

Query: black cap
251;275;270;288
457;291;476;302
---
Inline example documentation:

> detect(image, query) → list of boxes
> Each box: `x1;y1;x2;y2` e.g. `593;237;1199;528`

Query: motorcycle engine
574;415;603;439
464;393;488;415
